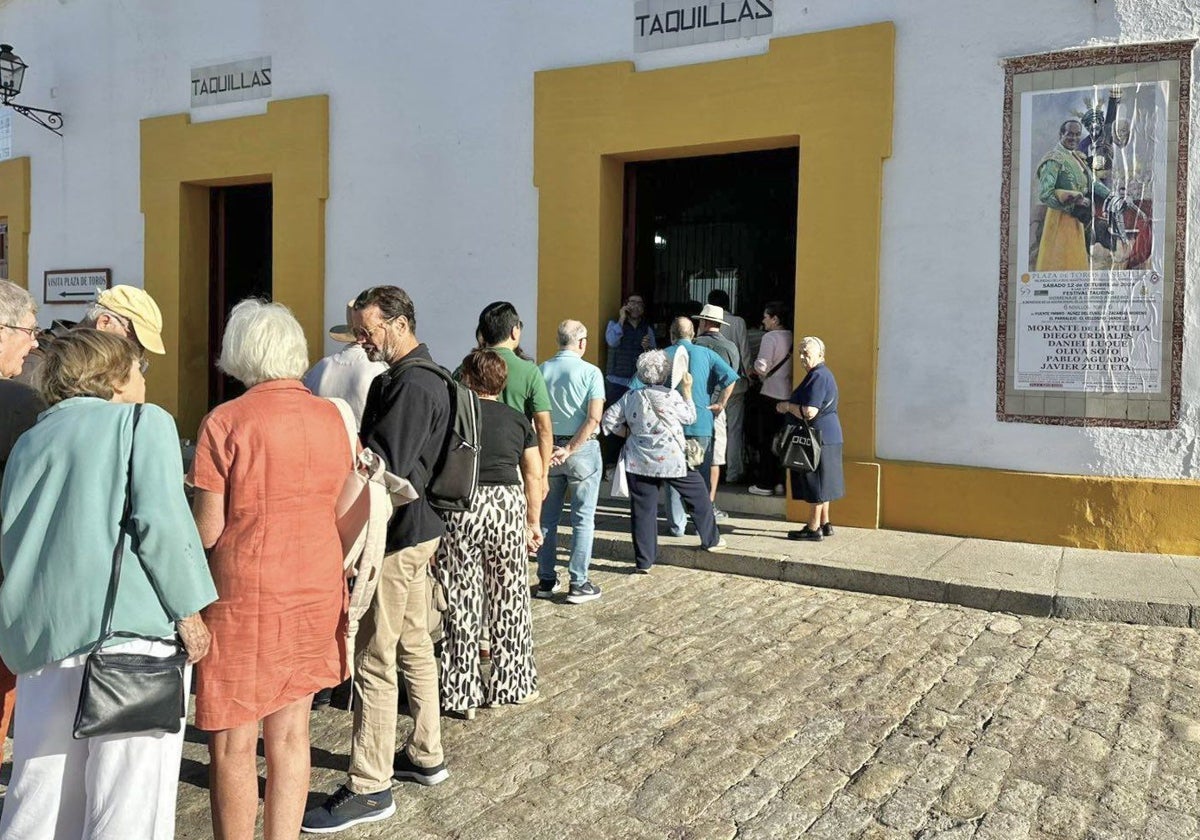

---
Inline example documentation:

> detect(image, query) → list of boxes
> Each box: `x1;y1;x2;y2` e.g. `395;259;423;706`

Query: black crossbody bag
73;404;190;739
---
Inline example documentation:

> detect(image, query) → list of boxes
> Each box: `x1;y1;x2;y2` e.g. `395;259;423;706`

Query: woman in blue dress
776;336;844;541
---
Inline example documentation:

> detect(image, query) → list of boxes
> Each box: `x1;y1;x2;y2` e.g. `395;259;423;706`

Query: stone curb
585;530;1200;629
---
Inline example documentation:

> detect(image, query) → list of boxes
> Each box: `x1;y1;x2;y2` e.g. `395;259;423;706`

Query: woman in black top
434;349;543;718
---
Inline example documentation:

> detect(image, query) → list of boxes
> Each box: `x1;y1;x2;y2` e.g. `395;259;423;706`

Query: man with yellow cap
78;285;166;361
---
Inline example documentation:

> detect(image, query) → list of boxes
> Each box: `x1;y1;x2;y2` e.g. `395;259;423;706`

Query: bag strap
325;397;359;468
762;347;792;381
393;356;454;388
93;404;142;653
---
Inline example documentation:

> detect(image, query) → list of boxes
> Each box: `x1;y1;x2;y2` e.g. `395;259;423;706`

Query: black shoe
533;579;561;599
301;785;395;834
393;750;450;785
821;523;834;537
312;688;334;709
787;527;823;541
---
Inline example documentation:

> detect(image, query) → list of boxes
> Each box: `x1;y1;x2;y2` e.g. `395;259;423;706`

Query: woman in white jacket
602;350;726;572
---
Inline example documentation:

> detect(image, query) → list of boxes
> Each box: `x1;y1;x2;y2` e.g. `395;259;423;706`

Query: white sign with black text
191;56;272;108
634;0;773;53
44;269;112;304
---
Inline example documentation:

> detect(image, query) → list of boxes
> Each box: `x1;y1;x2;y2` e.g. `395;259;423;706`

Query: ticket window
622;147;798;344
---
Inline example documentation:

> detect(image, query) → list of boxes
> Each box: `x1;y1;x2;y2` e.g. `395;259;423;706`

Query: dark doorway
209;183;272;407
622;147;798;342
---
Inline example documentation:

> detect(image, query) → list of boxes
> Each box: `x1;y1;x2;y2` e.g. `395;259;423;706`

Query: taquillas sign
191;56;272;107
634;1;774;52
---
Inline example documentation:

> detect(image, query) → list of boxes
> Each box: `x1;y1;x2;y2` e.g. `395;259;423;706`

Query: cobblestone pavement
172;558;1200;839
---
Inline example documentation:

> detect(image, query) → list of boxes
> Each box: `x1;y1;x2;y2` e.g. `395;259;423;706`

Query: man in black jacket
304;286;451;833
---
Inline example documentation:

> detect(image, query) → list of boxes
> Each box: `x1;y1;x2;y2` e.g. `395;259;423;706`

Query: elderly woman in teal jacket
0;329;217;840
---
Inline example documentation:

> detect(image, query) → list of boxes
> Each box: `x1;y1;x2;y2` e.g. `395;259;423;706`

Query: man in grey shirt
694;303;741;520
708;290;751;482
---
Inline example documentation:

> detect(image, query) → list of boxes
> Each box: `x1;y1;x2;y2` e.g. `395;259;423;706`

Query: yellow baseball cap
96;285;165;355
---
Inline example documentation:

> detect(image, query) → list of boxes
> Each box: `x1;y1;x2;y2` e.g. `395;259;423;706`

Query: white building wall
2;0;1198;479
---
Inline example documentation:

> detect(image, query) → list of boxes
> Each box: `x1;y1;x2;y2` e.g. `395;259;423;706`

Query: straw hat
695;303;728;326
328;300;357;343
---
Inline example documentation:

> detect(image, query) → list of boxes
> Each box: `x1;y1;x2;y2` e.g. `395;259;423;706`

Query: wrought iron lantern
0;44;62;135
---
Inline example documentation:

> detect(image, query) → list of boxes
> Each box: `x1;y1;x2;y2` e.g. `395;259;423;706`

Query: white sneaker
712;507;729;521
747;485;774;496
705;539;728;553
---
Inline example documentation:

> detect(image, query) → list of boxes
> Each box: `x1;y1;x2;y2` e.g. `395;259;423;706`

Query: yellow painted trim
0;157;31;290
532;23;1200;552
535;24;894;526
877;460;1200;554
140;96;329;435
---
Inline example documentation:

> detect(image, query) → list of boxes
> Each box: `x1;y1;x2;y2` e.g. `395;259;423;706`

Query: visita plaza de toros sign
634;0;774;52
191;56;272;108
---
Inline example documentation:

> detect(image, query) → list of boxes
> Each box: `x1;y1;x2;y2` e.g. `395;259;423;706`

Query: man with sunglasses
304;285;451;833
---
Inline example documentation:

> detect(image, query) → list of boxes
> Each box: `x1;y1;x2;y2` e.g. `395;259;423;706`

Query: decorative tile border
996;40;1194;428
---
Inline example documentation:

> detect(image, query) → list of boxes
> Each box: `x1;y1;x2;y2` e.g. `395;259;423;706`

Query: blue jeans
667;435;713;536
536;439;602;585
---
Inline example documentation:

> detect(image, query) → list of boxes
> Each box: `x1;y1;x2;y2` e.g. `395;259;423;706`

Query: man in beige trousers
304;285;450;834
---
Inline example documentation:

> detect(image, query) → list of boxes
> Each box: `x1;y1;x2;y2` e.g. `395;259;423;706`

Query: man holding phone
602;294;655;467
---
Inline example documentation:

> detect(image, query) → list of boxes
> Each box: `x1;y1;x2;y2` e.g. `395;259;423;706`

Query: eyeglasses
1;323;38;340
138;357;150;375
353;316;399;343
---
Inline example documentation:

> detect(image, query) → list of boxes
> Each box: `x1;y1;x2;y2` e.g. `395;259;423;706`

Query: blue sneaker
566;581;602;604
301;785;395;834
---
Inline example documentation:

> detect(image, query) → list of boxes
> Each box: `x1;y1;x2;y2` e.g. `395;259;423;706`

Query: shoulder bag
74;404;190;739
773;414;822;473
773;394;833;474
748;347;792;398
643;390;704;469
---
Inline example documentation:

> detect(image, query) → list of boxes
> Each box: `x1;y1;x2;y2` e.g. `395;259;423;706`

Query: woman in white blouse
602;350;726;572
749;301;793;496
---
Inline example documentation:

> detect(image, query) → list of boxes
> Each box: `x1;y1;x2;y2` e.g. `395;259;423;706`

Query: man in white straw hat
302;298;388;427
693;303;741;520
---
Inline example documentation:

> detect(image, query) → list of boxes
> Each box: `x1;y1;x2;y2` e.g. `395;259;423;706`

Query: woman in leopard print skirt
435;349;544;718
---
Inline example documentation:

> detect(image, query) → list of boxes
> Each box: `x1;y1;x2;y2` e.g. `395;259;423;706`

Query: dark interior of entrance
623;147;798;343
209;183;272;407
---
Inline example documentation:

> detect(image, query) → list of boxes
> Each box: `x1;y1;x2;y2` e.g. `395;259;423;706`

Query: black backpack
394;358;481;513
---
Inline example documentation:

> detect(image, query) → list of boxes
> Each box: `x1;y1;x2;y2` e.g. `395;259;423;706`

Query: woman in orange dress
189;299;351;840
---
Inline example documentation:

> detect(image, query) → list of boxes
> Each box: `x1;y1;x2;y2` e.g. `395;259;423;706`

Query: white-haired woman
602;350;725;572
189;299;351;840
777;336;844;541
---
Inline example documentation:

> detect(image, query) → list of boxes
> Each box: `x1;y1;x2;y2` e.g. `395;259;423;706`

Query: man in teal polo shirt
535;319;605;604
476;302;553;490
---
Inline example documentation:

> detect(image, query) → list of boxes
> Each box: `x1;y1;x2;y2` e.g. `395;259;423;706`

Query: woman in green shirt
0;329;217;840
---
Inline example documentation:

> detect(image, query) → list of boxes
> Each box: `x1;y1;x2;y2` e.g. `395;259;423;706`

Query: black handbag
73;404;189;740
773;415;822;473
